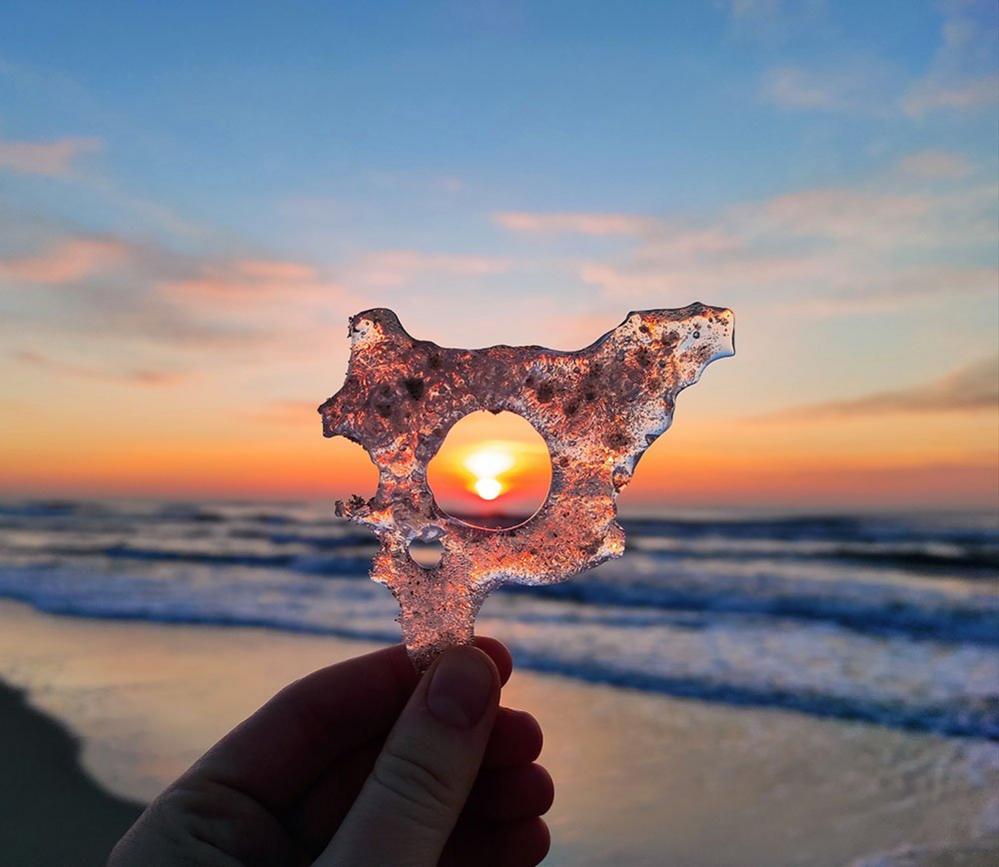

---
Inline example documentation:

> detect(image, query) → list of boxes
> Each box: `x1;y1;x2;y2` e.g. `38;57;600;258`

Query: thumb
318;645;500;867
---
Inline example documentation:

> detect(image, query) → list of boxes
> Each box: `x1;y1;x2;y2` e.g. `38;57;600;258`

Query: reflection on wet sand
0;601;994;867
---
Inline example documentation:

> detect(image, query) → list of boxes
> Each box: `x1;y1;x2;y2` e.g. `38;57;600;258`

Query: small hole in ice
409;538;444;568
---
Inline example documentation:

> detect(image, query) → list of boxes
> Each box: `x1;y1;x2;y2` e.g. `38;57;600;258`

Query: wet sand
0;600;995;866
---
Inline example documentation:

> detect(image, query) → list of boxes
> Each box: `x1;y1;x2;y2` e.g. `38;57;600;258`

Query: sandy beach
1;599;996;866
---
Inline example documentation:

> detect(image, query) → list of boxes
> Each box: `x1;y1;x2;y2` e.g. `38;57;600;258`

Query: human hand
109;639;552;866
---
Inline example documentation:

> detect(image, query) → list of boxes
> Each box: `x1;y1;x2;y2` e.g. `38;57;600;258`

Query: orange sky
2;359;995;511
1;1;997;512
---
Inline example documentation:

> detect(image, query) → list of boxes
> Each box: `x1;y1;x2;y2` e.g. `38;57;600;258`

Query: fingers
185;638;511;812
440;817;551;867
111;639;519;867
108;777;302;867
288;754;554;861
188;644;416;811
483;707;543;767
285;706;544;858
284;741;383;858
317;646;500;866
464;763;554;822
474;636;513;685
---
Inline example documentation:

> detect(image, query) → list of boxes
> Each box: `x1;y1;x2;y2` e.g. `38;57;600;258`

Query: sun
473;477;504;501
464;446;515;501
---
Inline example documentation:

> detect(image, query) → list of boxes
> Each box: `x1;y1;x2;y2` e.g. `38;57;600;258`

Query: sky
0;0;996;512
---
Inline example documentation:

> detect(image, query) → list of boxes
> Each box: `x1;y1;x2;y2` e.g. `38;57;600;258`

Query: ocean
0;499;996;740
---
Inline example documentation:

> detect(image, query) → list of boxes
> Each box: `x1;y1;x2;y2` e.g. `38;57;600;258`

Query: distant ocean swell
0;500;996;739
4;532;997;645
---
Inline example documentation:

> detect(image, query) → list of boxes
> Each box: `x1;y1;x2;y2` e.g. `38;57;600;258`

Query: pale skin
109;638;553;866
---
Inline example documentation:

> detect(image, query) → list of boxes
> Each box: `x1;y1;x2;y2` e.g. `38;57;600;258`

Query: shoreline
0;679;140;866
1;600;996;866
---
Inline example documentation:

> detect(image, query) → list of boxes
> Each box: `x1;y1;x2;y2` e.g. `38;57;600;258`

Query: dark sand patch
0;681;141;867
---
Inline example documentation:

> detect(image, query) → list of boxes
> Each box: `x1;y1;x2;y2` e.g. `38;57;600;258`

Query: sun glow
464;446;516;501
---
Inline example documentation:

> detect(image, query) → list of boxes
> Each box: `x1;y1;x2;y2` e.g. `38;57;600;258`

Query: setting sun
464;446;515;501
473;477;503;501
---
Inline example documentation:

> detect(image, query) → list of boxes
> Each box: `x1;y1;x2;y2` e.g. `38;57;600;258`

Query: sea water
0;499;996;739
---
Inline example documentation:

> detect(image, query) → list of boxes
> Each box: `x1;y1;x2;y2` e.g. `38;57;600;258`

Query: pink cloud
493;211;654;236
0;237;129;284
234;259;318;281
164;257;343;304
788;266;998;316
761;4;999;121
755;188;931;242
902;74;999;116
759;61;901;116
12;349;188;386
564;163;997;314
725;0;790;21
722;0;825;37
896;150;971;180
762;66;853;110
901;3;998;117
632;228;743;264
0;136;102;176
759;355;999;420
579;256;821;298
349;249;509;289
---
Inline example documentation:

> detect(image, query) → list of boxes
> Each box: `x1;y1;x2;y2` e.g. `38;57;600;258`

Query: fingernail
426;647;495;728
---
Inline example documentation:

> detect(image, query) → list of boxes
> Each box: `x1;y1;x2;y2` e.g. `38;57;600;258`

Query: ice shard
320;304;735;669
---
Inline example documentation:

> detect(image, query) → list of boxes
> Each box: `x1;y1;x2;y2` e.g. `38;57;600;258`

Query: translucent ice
319;305;735;669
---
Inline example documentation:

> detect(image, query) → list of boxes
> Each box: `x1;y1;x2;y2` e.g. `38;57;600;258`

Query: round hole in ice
427;410;552;530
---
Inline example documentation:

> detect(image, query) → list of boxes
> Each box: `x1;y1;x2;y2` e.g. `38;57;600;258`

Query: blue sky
0;0;996;506
4;1;994;246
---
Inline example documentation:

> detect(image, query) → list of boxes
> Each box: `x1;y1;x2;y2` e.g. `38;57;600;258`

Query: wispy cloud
761;66;863;111
365;169;467;195
759;56;911;116
896;150;971;180
497;174;994;267
347;249;509;289
902;74;999;117
719;0;826;41
761;63;996;118
163;258;346;305
787;266;998;317
563;162;997;312
901;0;999;116
79;173;205;239
723;0;788;19
0;230;349;355
0;133;202;239
0;237;129;284
758;355;999;420
0;135;102;176
760;2;998;119
753;187;932;243
493;211;654;237
11;348;188;386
